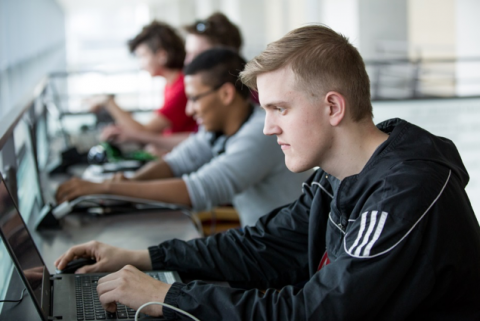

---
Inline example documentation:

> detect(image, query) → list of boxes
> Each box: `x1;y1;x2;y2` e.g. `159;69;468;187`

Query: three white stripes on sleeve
348;211;389;257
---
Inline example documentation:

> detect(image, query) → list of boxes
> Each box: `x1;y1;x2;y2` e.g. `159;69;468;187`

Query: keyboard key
117;311;128;319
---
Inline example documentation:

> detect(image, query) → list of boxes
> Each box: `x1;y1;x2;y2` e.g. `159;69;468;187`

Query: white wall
0;0;65;119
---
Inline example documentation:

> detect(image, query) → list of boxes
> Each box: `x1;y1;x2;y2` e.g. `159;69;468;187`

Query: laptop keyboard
75;272;171;320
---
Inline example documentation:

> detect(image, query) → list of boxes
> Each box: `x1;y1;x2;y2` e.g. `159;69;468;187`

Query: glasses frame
188;83;224;103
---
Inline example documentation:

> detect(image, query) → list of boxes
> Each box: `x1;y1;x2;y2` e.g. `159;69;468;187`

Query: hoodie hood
374;118;470;188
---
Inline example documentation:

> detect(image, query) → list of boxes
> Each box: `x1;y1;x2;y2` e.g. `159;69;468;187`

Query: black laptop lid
0;173;48;313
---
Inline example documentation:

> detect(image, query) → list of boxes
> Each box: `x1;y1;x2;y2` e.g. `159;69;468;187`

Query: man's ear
324;91;346;126
155;49;168;65
218;82;236;105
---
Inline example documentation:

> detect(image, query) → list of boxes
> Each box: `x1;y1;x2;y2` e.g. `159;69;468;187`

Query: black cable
210;208;217;235
0;288;27;303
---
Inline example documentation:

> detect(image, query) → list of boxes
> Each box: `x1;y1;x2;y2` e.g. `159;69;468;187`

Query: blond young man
56;25;480;320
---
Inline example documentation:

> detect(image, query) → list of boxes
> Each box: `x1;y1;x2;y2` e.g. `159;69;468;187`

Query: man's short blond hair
240;24;372;121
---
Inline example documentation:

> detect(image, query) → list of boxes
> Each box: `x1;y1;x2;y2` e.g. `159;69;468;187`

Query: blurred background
0;0;479;215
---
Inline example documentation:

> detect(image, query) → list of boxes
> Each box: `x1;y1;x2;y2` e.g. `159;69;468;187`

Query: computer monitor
35;112;49;173
44;95;71;150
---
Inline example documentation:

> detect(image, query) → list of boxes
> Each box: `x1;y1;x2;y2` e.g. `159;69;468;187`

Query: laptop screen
14;120;44;225
35;114;49;173
0;173;46;307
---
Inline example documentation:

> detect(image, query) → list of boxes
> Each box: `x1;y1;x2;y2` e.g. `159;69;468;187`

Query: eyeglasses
188;83;224;102
194;20;211;33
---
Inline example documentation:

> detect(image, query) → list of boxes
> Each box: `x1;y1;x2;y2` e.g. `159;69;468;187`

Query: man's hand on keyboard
54;241;152;273
97;265;171;316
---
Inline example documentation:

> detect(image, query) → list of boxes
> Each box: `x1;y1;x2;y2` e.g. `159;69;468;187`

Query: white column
359;0;408;60
221;0;267;60
263;0;285;44
408;0;456;97
408;0;455;59
320;0;360;50
456;0;480;96
150;0;196;27
194;0;222;18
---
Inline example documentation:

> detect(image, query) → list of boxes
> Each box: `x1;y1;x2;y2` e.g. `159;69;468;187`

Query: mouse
56;257;97;274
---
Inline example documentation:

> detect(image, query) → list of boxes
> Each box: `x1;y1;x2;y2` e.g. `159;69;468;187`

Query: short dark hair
128;20;185;69
184;48;249;99
184;12;242;52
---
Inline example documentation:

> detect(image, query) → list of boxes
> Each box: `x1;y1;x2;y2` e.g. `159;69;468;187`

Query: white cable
134;301;200;321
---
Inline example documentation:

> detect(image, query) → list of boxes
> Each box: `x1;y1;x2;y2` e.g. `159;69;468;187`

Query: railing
365;56;480;100
47;69;163;114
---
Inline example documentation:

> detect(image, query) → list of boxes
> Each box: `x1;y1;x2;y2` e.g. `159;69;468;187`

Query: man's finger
56;245;93;270
54;254;65;267
97;271;122;287
97;279;124;313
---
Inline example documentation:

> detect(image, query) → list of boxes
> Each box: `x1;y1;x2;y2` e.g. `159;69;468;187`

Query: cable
188;211;204;237
0;288;27;303
135;301;200;321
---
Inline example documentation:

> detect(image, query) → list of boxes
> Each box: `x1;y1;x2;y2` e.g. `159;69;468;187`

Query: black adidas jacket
149;118;480;320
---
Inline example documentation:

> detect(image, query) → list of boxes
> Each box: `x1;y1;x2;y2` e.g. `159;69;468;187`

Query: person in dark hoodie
55;25;480;320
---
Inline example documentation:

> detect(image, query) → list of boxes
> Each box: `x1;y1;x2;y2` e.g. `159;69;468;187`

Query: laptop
0;172;182;320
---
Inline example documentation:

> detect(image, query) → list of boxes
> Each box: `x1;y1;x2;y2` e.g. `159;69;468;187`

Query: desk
32;209;201;273
1;209;200;321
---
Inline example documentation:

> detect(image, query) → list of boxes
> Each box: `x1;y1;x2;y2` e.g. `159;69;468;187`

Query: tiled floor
373;97;480;222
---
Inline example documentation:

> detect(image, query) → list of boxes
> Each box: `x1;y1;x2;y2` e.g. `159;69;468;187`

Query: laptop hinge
40;267;53;320
47;273;64;320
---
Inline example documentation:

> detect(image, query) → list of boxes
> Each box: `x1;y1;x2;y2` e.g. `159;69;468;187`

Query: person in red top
91;21;197;150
